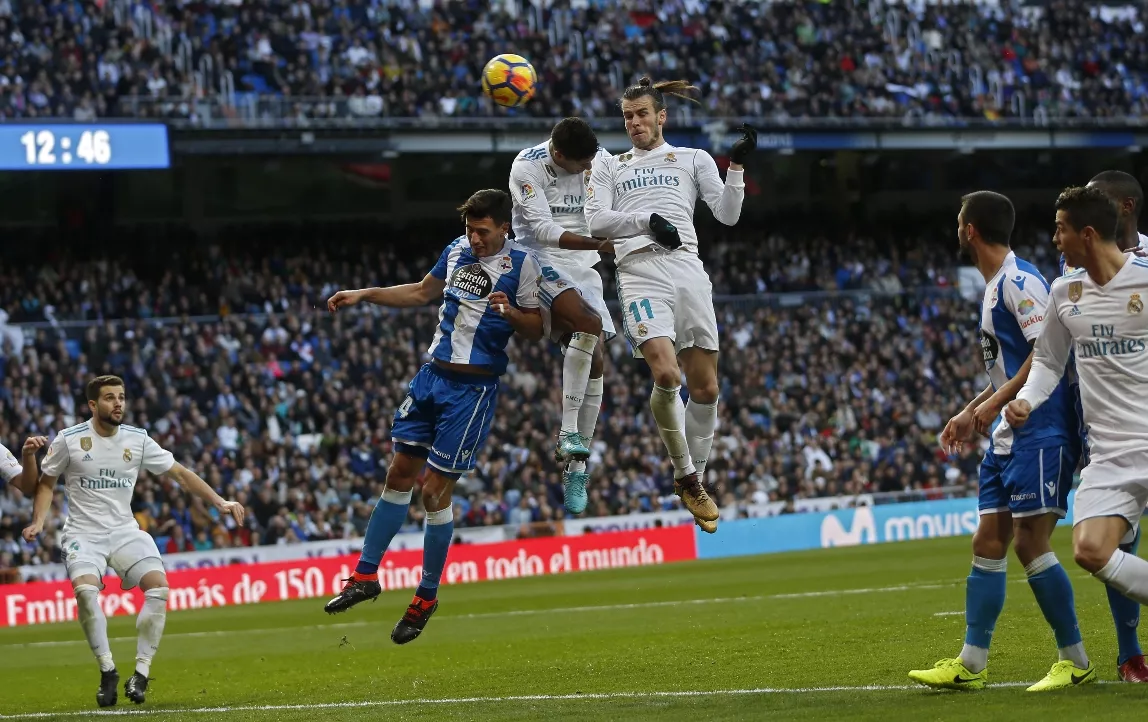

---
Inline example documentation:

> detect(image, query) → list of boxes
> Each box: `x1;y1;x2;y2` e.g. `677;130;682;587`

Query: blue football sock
1110;526;1143;665
962;556;1008;672
416;505;454;601
355;488;413;576
1026;552;1088;667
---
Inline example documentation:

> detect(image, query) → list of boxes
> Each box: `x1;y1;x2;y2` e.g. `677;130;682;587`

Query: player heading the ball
323;189;544;643
510;117;616;514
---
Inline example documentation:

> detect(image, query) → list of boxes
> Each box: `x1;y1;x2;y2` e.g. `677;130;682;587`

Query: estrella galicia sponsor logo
980;332;1000;369
448;263;494;301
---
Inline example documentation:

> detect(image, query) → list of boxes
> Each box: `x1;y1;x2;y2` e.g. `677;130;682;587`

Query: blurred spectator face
621;95;664;151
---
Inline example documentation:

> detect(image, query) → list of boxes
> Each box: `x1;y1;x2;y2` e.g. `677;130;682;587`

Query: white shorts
615;251;718;359
1072;452;1148;529
61;527;165;590
537;260;616;344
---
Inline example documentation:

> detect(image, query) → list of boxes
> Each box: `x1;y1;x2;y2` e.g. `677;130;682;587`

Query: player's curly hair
86;375;125;402
458;189;512;227
621;77;700;111
1055;185;1120;242
550;118;599;162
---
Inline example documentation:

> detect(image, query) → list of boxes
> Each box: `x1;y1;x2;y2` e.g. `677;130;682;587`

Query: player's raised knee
1073;535;1116;573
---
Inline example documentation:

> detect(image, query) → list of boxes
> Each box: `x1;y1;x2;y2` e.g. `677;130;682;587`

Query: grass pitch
2;534;1146;721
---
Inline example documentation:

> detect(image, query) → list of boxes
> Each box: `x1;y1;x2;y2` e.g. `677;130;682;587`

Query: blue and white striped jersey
981;252;1074;454
427;236;542;375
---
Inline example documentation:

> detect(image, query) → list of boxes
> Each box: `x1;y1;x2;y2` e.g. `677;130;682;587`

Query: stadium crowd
0;226;995;572
0;0;1143;123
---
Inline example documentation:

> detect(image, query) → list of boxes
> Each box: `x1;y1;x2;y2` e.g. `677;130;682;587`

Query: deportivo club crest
80;437;92;452
123;448;132;462
1069;281;1083;303
498;255;513;273
1130;293;1144;314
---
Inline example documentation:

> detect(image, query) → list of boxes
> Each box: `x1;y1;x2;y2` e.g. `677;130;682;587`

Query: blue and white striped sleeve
1002;268;1051;342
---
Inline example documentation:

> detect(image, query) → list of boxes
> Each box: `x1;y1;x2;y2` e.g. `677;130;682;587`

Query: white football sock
75;584;114;672
135;587;169;677
650;384;695;479
684;398;718;478
560;332;597;435
959;644;989;674
1095;549;1148;605
578;375;604;442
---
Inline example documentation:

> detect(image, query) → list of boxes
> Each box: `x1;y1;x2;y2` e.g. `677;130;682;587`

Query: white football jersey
509;142;609;269
41;421;175;535
1018;257;1148;464
0;442;19;485
585;143;744;263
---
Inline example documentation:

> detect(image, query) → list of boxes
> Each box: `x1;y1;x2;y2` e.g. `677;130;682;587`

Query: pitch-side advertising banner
1;527;696;627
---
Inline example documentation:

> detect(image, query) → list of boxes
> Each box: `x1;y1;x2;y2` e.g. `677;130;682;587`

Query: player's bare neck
1083;245;1130;288
974;244;1010;283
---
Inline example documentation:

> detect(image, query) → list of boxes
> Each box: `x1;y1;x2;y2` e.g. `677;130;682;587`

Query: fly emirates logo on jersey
613;155;682;197
78;468;135;490
1077;323;1148;359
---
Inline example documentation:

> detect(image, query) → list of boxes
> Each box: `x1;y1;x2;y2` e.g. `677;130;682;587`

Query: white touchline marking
2;681;1122;719
933;611;963;617
1;579;957;650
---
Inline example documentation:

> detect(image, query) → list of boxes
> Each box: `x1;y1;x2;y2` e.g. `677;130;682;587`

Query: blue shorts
979;444;1077;518
390;363;500;477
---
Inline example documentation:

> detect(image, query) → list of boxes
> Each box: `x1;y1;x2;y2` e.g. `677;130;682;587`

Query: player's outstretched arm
165;462;246;525
21;473;58;542
585;159;650;240
695;149;745;226
327;273;446;312
11;436;48;496
511;162;611;253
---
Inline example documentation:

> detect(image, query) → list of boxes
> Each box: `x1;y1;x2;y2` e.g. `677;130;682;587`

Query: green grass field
2;534;1147;721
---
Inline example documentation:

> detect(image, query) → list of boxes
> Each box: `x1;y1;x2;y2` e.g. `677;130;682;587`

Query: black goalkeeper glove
728;124;758;166
649;213;681;251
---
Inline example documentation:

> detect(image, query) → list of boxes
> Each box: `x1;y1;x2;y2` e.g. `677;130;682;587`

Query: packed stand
0;227;994;573
0;0;1143;123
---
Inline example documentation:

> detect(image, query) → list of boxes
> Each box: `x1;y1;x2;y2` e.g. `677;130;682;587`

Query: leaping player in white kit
585;78;757;533
1006;186;1148;612
509;117;615;513
22;375;244;709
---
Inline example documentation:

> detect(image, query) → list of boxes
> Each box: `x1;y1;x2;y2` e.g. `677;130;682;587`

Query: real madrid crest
80;437;92;452
123;448;132;462
637;322;648;337
1130;293;1144;314
665;152;677;163
1068;281;1083;303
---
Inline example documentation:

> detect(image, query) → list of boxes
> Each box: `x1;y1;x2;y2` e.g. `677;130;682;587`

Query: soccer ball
481;54;537;108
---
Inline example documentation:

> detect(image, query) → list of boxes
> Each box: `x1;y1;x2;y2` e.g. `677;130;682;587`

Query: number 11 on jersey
628;299;654;323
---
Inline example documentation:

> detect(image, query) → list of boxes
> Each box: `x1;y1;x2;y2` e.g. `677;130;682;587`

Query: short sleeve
40;434;70;478
0;443;20;482
1002;269;1051;342
430;239;460;281
516;253;542;309
141;434;176;476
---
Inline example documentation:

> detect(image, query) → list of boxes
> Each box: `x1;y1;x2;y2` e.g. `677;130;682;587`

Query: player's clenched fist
1004;399;1032;429
22;520;42;543
649;213;681;250
327;289;364;312
729;124;758;167
22;435;48;456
